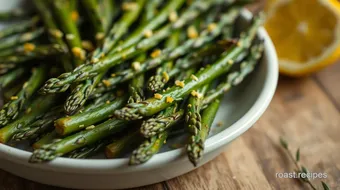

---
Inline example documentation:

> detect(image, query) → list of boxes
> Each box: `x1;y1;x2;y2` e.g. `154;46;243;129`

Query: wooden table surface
2;3;340;190
2;64;340;190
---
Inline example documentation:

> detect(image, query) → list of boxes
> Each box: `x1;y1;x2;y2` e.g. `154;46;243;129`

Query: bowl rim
0;9;278;173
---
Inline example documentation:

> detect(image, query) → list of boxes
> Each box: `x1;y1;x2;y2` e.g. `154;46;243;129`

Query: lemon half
265;0;340;76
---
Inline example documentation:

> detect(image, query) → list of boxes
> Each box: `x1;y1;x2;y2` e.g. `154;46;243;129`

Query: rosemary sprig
279;137;331;190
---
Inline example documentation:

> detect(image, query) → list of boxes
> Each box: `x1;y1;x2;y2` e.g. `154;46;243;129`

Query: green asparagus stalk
32;130;60;149
0;28;44;50
33;0;73;72
68;139;110;159
129;131;168;165
80;0;104;44
185;84;210;150
64;74;105;114
0;44;67;64
82;92;116;112
188;98;221;166
91;10;240;95
64;0;146;114
105;130;142;158
128;55;146;103
11;107;64;142
55;95;128;136
141;104;182;138
98;0;118;32
0;63;16;75
0;8;32;21
29;118;129;163
202;42;264;108
0;66;48;126
127;0;162;103
0;94;58;143
40;23;172;94
147;30;180;92
0;16;40;39
0;67;26;89
107;0;185;55
98;0;147;58
114;14;263;120
51;0;85;67
3;82;24;102
41;0;224;94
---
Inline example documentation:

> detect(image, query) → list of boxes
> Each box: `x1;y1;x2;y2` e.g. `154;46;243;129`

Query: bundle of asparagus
0;0;264;167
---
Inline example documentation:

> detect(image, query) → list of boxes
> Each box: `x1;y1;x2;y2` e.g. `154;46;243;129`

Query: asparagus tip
186;138;204;167
147;75;165;93
114;107;143;121
29;148;58;163
39;78;71;94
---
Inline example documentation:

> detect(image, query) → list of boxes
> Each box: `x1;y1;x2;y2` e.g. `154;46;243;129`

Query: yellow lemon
264;0;340;76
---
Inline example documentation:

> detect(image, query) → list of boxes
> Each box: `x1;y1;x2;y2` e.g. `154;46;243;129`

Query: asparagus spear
0;67;26;89
186;83;210;141
127;0;162;103
0;28;44;50
0;95;58;143
129;130;168;165
98;0;147;58
147;30;180;92
51;0;85;67
202;42;265;108
92;9;240;95
188;98;221;166
0;44;67;64
30;118;129;163
0;63;16;75
68;139;110;159
105;130;142;158
41;0;225;94
0;8;32;21
128;55;146;103
11;107;64;142
33;0;73;72
55;94;128;136
82;92;116;112
64;0;147;114
80;0;104;44
0;66;48;126
32;130;60;149
98;0;118;32
141;104;183;138
114;14;263;120
0;16;40;39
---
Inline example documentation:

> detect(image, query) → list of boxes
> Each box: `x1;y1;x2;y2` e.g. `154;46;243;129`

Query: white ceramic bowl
0;2;278;189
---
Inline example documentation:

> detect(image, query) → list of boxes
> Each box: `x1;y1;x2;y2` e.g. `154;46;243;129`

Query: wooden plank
242;77;340;189
315;61;340;110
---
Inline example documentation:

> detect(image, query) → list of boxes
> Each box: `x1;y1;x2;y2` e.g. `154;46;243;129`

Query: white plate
0;1;279;189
